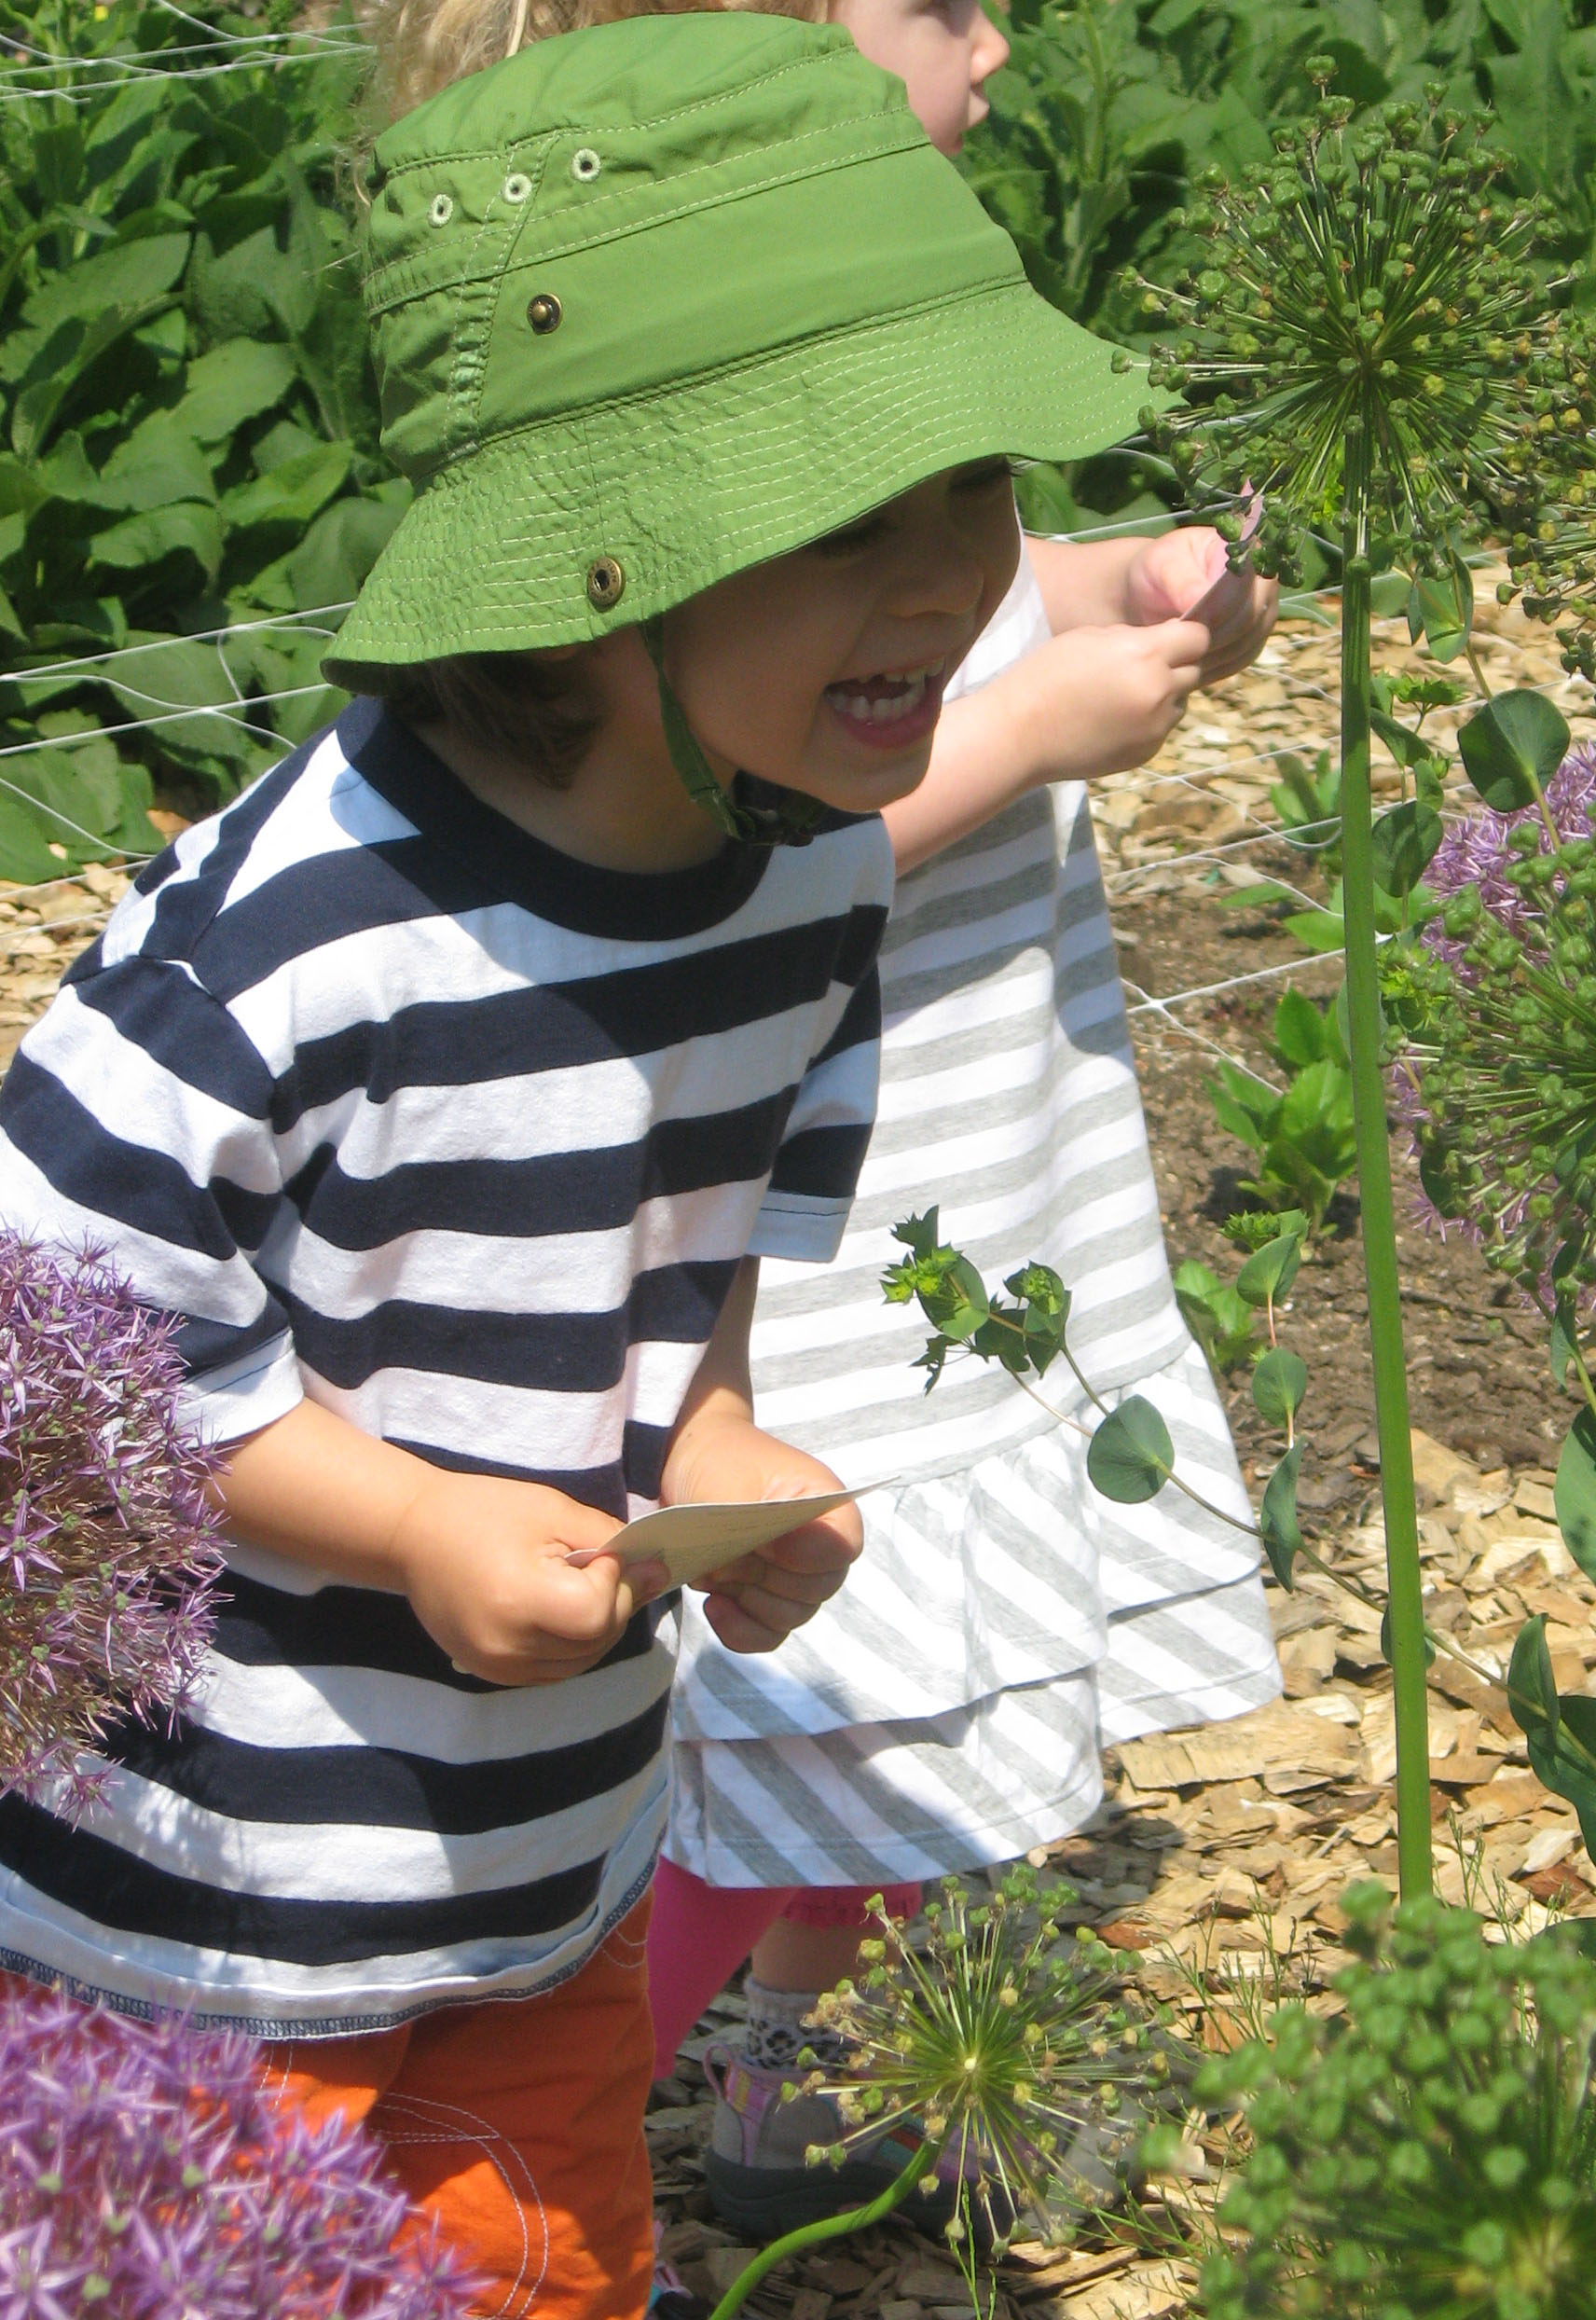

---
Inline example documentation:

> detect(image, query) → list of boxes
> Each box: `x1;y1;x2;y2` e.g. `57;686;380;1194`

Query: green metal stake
1337;417;1432;1898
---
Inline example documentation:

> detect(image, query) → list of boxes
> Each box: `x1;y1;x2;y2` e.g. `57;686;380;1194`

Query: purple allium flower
0;1233;226;1816
0;1980;481;2317
1388;744;1596;1310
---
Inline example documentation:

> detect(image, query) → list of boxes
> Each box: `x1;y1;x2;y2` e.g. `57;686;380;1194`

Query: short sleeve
0;951;300;1444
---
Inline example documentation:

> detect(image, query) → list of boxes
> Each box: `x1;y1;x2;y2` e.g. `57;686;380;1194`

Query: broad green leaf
0;792;67;883
1508;1612;1561;1747
1259;1442;1305;1591
89;501;223;582
1087;1396;1174;1504
1253;1348;1308;1429
1369;801;1442;899
1458;691;1571;812
220;443;352;533
1273;987;1330;1069
1235;1227;1303;1309
175;339;297;443
0;230;189;379
283;488;408;611
97;412;216;512
1555;1407;1596;1584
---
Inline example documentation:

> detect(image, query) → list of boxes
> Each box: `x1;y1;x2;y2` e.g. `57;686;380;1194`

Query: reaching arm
883;527;1278;874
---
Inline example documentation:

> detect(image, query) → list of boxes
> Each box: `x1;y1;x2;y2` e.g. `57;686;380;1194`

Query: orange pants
263;1897;654;2320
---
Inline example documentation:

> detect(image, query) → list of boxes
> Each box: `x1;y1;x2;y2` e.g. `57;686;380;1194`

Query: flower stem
1338;421;1431;1898
707;2142;941;2320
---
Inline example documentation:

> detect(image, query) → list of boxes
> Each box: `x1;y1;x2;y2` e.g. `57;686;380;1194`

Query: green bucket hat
324;9;1151;704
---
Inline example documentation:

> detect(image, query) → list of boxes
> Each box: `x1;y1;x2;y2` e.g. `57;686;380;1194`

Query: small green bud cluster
1199;1887;1596;2319
1122;85;1596;648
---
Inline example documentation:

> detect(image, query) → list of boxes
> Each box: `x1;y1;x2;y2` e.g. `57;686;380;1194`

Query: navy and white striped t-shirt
0;697;889;2032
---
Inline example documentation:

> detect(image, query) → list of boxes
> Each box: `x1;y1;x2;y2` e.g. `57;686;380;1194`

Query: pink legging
647;1857;922;2078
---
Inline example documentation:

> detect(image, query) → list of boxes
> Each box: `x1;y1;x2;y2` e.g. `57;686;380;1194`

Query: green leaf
219;443;352;533
96;412;216;512
0;791;68;883
1259;1442;1305;1590
1379;1604;1436;1670
1458;691;1572;812
1552;1293;1580;1391
283;486;407;610
1555;1407;1596;1585
1087;1397;1174;1504
1508;1612;1561;1747
1406;566;1472;663
1272;987;1330;1069
921;1253;990;1344
1369;709;1430;771
1369;802;1443;900
174;338;297;443
1236;1227;1303;1309
1252;1348;1308;1429
89;501;223;582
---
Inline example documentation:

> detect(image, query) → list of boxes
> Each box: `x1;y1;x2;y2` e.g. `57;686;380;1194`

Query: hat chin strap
640;617;824;849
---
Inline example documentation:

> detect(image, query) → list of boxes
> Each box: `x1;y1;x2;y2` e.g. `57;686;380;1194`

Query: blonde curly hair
362;0;827;122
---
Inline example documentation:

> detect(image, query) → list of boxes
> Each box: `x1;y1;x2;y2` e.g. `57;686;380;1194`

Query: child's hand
389;1471;664;1686
1124;527;1277;685
662;1417;863;1653
1007;617;1212;780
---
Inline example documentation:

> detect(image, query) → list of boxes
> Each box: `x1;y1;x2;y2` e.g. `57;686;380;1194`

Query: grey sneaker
700;2044;974;2240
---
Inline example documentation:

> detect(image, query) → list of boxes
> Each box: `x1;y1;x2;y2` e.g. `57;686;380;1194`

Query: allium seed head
1387;746;1596;1310
1125;90;1596;637
797;1868;1169;2251
0;1234;225;1816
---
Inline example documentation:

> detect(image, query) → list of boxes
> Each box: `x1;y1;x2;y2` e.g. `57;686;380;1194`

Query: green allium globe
794;1868;1168;2251
1199;1886;1596;2320
1127;75;1596;644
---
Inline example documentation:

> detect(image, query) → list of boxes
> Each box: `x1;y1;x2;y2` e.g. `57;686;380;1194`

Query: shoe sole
703;2150;970;2241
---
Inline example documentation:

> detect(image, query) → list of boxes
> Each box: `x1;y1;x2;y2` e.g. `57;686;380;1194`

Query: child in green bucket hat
360;0;1282;2252
0;13;1173;2313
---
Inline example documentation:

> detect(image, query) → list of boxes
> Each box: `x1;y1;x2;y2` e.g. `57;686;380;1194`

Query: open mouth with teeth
821;660;947;749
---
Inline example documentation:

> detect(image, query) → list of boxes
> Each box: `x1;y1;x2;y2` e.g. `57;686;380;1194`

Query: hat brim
323;283;1150;686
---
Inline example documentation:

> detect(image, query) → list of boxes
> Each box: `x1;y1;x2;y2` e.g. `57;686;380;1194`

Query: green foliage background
3;0;1596;877
0;0;406;880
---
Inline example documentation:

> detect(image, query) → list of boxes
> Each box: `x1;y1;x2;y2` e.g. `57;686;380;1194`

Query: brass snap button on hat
585;556;625;610
526;293;562;334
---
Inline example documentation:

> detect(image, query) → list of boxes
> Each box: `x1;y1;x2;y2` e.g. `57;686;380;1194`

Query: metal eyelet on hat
428;192;454;227
585;557;625;611
571;146;602;183
526;293;563;335
502;172;533;203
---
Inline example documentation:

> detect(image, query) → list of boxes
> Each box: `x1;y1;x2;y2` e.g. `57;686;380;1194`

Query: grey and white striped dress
667;550;1282;1890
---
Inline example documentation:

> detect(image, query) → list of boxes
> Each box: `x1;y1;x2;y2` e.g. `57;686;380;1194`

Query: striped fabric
0;697;890;2030
667;550;1281;1887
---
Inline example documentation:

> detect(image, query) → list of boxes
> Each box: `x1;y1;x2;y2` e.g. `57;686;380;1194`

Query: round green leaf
1252;1347;1308;1429
1369;801;1442;900
1086;1397;1174;1504
1458;691;1571;812
1555;1406;1596;1585
1235;1228;1303;1309
922;1253;989;1343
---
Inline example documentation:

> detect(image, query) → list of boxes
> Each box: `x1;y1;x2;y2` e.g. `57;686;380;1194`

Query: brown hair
378;650;601;788
361;0;825;128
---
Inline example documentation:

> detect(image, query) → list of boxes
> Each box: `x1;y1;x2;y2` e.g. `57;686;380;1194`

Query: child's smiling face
831;0;1010;156
662;458;1021;819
